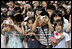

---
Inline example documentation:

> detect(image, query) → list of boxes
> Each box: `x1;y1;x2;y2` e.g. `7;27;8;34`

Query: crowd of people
1;1;71;48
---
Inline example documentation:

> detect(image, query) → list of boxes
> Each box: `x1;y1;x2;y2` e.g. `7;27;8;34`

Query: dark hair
61;9;69;20
47;4;56;10
13;14;24;22
35;6;49;16
36;6;45;11
54;20;63;30
26;18;34;24
51;10;64;24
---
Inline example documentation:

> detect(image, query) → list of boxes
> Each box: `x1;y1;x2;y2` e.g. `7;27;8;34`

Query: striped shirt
36;27;51;46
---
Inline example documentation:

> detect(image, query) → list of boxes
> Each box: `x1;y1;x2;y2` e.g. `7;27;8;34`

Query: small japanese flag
54;32;61;39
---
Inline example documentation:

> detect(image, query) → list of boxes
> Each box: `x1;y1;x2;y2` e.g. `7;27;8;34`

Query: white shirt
63;32;70;41
63;17;69;25
54;31;70;42
24;16;29;21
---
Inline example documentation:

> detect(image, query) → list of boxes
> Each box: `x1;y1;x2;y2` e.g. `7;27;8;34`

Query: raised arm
45;15;54;32
21;21;25;34
21;21;28;35
8;20;23;34
65;23;71;32
32;15;40;32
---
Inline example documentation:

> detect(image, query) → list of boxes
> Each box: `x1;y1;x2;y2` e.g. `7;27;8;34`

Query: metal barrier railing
5;33;51;37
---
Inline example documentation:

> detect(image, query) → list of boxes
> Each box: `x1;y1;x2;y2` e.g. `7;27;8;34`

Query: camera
40;16;45;19
5;20;11;24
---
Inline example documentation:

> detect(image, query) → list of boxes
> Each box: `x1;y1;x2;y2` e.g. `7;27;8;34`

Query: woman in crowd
52;21;70;48
1;17;23;48
32;1;39;11
32;14;54;48
42;1;48;10
22;18;40;48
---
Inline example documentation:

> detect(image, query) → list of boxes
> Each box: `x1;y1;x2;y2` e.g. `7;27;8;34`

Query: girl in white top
52;22;70;48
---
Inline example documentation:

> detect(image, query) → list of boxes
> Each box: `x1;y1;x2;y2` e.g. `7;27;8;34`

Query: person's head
52;11;64;24
35;9;41;16
35;10;42;16
25;4;32;9
50;1;54;4
4;16;15;31
41;18;47;26
32;1;39;7
13;13;24;27
27;18;34;28
27;11;32;17
47;5;55;17
47;9;53;18
60;7;67;16
54;21;63;33
39;16;48;27
35;6;45;16
54;14;62;21
6;16;12;20
27;10;34;17
47;4;56;10
42;1;47;8
55;1;58;4
53;3;58;10
62;10;65;16
66;8;71;14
